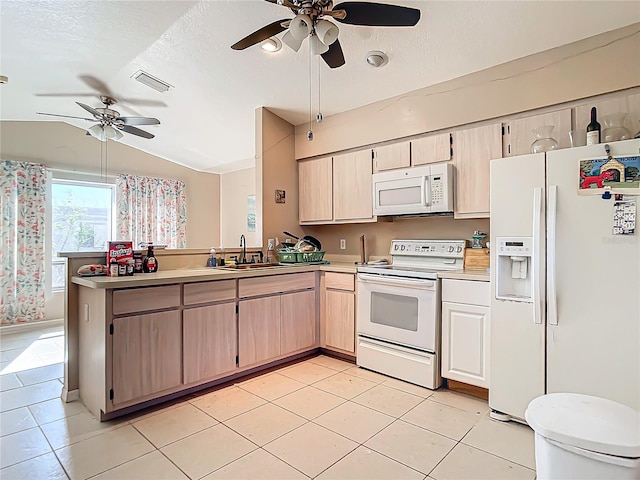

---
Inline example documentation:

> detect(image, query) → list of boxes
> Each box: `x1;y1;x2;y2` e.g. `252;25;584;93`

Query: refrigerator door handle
547;185;558;326
532;187;543;325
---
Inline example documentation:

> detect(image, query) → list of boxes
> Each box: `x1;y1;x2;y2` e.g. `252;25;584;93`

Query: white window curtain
0;160;48;325
116;174;187;248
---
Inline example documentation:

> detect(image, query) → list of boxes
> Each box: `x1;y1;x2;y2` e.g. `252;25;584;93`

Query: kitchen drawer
184;280;236;305
112;284;181;315
239;272;315;298
325;272;355;291
442;279;490;306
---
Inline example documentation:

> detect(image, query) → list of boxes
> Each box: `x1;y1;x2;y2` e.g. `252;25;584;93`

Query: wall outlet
340;239;346;250
267;238;275;251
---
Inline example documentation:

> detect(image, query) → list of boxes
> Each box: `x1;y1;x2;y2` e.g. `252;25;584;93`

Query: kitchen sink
221;263;286;270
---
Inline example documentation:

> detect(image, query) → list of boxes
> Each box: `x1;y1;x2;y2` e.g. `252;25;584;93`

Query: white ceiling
1;1;638;173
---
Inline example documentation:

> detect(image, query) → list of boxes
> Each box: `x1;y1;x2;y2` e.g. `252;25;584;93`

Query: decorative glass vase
602;113;631;142
530;126;559;154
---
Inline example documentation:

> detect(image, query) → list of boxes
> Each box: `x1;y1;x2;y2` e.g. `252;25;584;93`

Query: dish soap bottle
208;247;217;267
143;244;158;273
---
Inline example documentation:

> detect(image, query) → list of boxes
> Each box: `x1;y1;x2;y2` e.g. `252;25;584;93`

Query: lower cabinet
441;279;490;389
321;272;356;355
238;296;281;367
112;310;182;406
183;303;237;384
238;272;317;368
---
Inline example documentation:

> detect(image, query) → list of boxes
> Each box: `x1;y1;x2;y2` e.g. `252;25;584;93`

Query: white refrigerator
489;139;640;422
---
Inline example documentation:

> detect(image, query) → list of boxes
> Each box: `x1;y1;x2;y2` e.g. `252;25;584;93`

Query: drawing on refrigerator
489;139;640;423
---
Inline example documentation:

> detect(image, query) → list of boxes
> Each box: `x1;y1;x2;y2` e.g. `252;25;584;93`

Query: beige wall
0;121;220;248
1;120;221;321
220;167;258;248
256;108;298;250
295;23;640;159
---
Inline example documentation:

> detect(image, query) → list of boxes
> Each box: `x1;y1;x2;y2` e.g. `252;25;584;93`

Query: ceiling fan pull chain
307;41;313;141
316;54;323;123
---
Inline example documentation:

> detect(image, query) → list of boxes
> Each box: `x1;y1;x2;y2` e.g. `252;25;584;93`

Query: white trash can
525;393;640;480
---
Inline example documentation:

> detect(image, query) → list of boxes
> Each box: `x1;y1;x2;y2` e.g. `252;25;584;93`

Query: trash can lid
525;393;640;458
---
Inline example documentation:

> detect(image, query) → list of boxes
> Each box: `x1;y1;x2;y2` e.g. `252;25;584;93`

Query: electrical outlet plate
340;239;346;250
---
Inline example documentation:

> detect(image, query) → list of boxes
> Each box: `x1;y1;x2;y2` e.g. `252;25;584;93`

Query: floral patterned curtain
0;160;47;325
116;174;187;248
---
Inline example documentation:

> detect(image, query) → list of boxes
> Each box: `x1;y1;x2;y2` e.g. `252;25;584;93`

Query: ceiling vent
131;70;173;93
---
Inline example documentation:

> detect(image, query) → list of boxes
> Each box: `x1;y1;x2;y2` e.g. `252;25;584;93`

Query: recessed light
0;75;8;84
366;51;388;68
260;38;282;53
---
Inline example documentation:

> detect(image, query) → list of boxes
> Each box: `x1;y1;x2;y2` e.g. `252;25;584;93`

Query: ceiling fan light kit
290;14;313;40
309;34;329;55
314;19;339;45
260;38;282;52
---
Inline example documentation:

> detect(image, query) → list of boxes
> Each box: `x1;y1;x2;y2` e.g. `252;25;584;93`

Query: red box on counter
106;241;133;276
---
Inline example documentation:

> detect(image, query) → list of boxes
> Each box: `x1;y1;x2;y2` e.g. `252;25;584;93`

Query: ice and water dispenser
495;237;533;302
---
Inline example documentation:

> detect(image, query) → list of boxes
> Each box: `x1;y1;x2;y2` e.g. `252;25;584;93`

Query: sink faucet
240;234;247;264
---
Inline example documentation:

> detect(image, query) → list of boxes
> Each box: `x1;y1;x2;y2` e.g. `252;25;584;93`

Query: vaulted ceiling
1;1;638;173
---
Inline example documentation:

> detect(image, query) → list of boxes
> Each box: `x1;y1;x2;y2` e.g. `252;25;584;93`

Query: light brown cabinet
299;150;375;225
452;123;503;218
238;272;317;368
321;272;356;355
373;142;410;171
281;290;317;354
183;303;237;384
239;296;281;367
111;310;182;406
411;133;451;166
298;156;333;223
504;109;572;156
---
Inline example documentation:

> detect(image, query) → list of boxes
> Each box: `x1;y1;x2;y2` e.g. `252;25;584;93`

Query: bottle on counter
133;252;143;273
586;107;601;145
208;247;217;268
109;258;119;277
143;245;158;273
218;247;225;266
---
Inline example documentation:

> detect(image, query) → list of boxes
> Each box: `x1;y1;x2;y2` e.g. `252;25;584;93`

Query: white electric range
356;239;466;389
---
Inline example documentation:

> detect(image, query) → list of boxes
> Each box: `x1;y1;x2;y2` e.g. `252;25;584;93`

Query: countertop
72;262;359;289
437;269;490;282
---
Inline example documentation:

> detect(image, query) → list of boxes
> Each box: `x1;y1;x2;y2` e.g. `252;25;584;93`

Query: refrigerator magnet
579;154;640;195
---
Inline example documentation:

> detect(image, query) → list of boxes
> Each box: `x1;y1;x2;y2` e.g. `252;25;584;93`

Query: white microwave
372;163;454;216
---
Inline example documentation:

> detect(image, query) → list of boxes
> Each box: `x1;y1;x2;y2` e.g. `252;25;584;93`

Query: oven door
357;272;439;352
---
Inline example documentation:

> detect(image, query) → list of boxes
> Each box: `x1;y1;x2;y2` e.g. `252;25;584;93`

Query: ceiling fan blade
78;75;114;96
36;112;96;121
118;117;161;126
120;125;155;139
76;102;102;118
332;2;420;26
231;19;290;50
321;39;345;68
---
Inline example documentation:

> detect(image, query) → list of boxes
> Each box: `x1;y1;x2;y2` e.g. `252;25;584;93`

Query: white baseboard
0;318;64;336
61;387;80;402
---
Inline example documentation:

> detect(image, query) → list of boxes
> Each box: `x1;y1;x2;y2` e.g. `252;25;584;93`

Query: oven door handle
358;273;436;289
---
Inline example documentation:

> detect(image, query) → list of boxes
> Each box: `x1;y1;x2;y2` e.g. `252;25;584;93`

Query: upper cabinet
503;109;572;156
452;123;503;218
298;156;333;223
573;93;640;146
372;141;410;172
299;149;376;225
411;133;452;166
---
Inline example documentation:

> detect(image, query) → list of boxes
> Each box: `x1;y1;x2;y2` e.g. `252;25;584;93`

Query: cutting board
464;248;490;270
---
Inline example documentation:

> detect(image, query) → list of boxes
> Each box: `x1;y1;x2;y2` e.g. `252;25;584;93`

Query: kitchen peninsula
62;249;358;420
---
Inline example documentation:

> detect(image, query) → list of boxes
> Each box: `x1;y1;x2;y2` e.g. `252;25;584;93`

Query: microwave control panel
430;175;444;207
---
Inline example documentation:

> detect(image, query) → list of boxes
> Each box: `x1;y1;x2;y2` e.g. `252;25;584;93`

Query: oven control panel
390;240;466;258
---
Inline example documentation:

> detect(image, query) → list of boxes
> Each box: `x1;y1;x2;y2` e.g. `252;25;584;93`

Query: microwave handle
423;176;431;206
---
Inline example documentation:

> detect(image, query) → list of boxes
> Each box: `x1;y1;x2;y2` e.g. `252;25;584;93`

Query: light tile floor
0;325;536;479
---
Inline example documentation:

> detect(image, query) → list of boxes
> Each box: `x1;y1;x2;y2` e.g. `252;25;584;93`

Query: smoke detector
365;51;388;68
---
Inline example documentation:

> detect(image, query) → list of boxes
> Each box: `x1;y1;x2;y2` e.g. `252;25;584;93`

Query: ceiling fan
231;0;421;68
37;95;160;141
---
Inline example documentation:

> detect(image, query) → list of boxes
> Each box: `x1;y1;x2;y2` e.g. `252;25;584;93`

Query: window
50;180;115;290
